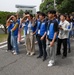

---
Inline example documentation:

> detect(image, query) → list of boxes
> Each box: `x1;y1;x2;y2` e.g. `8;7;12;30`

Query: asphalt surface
0;39;74;75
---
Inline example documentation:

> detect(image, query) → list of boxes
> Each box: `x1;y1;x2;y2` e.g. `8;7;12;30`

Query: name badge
38;30;40;34
27;30;29;34
47;31;49;35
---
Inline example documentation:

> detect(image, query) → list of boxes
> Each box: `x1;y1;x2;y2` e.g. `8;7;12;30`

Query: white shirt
58;20;70;39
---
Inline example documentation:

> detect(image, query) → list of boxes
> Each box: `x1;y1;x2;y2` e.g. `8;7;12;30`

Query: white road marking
0;37;25;49
0;44;7;49
0;41;7;45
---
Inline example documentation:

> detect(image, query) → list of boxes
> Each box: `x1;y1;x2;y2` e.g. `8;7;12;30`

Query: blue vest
47;19;57;40
8;23;13;32
47;23;54;39
37;21;47;36
36;21;41;35
12;21;19;36
25;21;36;35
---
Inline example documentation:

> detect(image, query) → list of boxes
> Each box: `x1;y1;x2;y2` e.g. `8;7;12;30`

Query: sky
0;0;41;12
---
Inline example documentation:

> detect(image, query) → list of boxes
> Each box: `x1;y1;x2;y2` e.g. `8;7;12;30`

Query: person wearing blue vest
37;12;47;61
21;12;30;46
47;10;58;67
6;15;13;52
7;15;19;55
22;14;36;56
34;11;41;44
66;15;72;53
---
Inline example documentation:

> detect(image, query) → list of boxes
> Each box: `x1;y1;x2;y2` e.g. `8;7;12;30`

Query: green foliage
0;11;15;34
56;0;74;14
40;0;74;14
0;11;15;25
56;0;64;4
40;0;54;14
18;10;24;18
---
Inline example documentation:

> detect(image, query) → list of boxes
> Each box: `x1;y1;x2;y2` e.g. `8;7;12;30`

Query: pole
54;0;56;9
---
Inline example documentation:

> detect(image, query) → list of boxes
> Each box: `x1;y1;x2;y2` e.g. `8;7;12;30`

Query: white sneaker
48;63;53;67
26;52;30;55
49;60;54;64
30;52;35;56
48;60;55;67
35;41;38;44
13;52;18;55
12;50;15;53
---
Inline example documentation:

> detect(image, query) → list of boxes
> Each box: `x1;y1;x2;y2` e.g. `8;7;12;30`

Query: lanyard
47;20;52;30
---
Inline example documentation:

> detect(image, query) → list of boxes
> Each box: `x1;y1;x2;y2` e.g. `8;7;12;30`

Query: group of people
6;10;74;67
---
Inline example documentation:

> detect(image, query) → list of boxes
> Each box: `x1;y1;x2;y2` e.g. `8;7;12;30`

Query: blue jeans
67;32;71;49
71;30;74;37
11;32;19;53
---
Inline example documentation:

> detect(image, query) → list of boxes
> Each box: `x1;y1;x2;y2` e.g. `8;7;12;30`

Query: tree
0;11;15;34
56;0;64;5
40;0;54;14
56;0;74;14
18;10;24;18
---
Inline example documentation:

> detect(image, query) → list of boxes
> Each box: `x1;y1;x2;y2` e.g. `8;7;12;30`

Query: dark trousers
37;35;47;58
7;32;13;51
57;38;67;57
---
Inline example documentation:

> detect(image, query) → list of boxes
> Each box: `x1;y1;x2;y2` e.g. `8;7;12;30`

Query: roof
15;5;36;8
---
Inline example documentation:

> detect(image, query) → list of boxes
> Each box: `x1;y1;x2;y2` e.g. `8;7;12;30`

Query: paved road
0;39;74;75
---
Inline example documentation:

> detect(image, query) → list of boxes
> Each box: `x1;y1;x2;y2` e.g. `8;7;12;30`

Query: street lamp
54;0;57;10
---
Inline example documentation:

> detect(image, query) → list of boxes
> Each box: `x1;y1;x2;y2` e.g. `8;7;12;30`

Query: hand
25;14;29;17
50;41;54;47
11;29;13;32
30;33;33;36
10;15;14;19
59;27;63;30
40;36;44;40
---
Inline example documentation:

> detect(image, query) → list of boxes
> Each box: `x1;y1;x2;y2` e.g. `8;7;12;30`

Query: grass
0;30;24;43
0;34;8;42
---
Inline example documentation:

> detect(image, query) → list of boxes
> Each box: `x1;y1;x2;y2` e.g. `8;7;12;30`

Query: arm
6;15;14;26
41;32;46;40
6;21;11;27
62;22;70;31
52;32;57;43
11;23;18;31
21;14;29;23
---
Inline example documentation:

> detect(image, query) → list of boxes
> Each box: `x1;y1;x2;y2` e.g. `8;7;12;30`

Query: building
15;5;36;14
42;0;45;2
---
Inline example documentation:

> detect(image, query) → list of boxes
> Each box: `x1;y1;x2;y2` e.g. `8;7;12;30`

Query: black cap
48;10;56;14
39;12;46;17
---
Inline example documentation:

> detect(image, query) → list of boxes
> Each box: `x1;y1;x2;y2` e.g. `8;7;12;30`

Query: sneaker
30;52;35;56
48;63;53;67
49;60;54;64
26;52;30;55
37;55;43;58
12;50;15;53
48;60;55;67
13;52;18;55
35;41;38;44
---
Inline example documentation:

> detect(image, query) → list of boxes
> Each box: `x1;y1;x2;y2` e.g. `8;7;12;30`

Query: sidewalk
0;39;74;75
